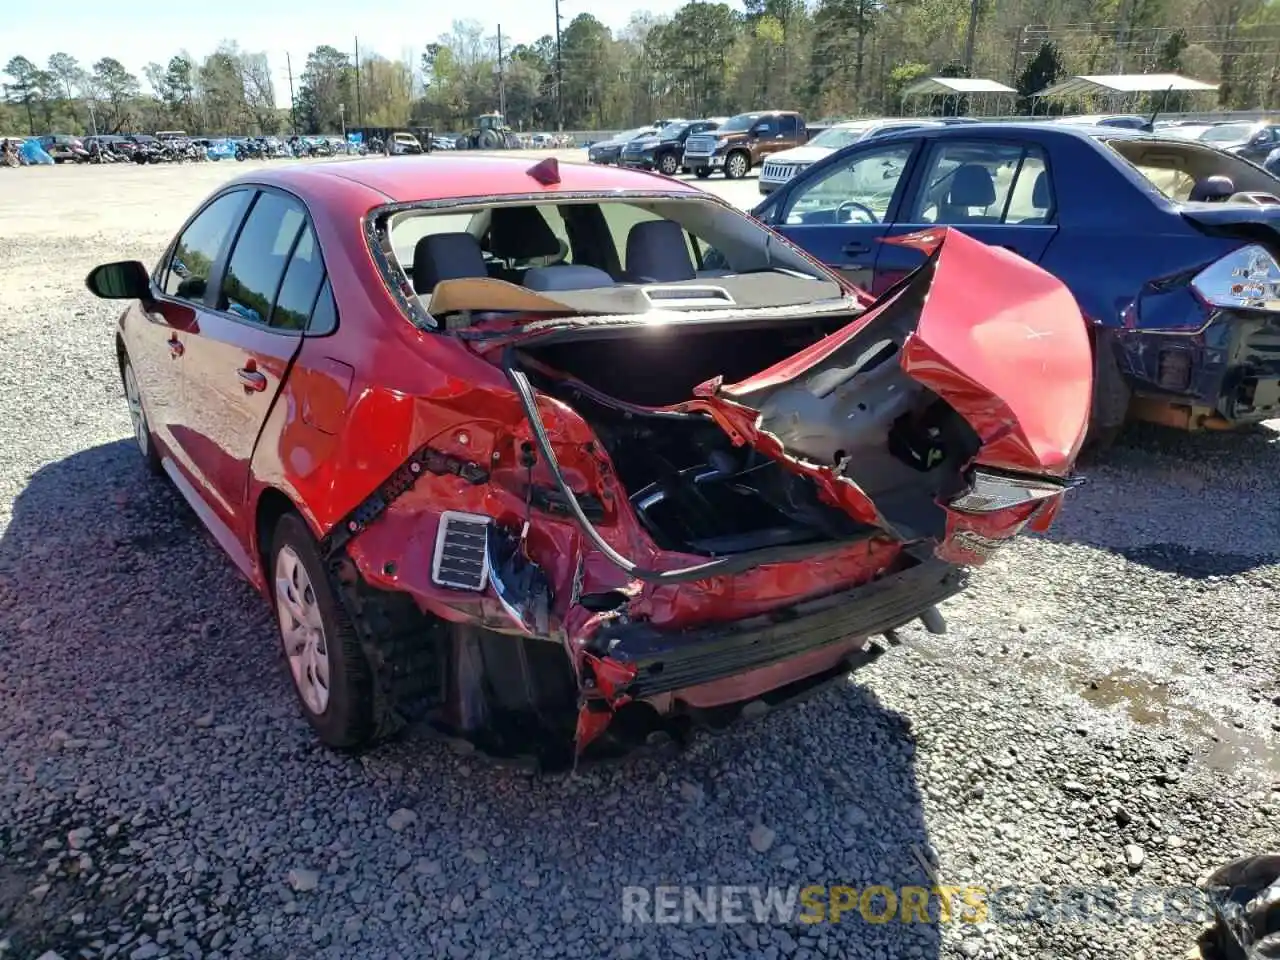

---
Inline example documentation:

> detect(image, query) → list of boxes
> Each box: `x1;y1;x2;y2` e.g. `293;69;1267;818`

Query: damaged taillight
1190;244;1280;312
948;469;1070;515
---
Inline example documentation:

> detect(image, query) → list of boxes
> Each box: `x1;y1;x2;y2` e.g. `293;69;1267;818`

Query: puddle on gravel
1080;669;1280;778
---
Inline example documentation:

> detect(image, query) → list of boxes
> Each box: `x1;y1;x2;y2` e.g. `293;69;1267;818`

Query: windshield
656;123;690;139
1200;123;1255;144
720;113;762;133
380;195;845;321
809;126;870;150
617;127;655;142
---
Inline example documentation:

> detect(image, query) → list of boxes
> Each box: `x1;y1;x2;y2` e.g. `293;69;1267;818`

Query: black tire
694;167;711;179
724;151;750;180
1082;334;1131;455
658;151;679;176
270;512;377;750
120;354;164;477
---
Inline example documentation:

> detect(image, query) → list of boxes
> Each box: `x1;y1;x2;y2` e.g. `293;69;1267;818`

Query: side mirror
86;260;152;300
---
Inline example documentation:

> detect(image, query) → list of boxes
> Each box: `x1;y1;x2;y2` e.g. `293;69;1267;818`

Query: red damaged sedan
87;155;1092;768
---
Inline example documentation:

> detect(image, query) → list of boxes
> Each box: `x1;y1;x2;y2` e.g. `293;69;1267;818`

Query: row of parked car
3;131;384;166
587;112;1280;190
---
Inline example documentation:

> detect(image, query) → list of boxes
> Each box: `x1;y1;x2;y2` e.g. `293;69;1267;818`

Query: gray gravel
2;163;1279;960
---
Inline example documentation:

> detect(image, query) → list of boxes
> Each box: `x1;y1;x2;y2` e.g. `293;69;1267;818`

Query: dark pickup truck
681;110;810;180
619;118;725;176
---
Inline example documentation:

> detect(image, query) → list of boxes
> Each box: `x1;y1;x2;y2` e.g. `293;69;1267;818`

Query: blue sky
3;0;699;95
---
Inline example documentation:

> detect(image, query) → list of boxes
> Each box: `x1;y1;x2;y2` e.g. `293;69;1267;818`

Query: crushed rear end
333;228;1092;769
1116;207;1280;430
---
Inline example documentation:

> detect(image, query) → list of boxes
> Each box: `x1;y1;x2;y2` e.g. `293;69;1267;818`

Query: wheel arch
254;486;312;589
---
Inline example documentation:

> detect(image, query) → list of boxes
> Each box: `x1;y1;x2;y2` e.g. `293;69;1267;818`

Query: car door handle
841;241;872;256
237;368;267;392
167;336;184;357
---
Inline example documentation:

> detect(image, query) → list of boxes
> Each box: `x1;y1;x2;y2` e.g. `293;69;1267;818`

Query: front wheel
121;356;163;476
271;513;376;750
724;151;750;180
658;152;680;176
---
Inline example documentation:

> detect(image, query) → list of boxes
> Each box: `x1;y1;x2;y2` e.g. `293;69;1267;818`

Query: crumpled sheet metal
1203;854;1280;959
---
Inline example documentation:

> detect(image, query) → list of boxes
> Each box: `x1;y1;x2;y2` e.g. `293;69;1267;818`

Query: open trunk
517;309;979;556
501;228;1093;563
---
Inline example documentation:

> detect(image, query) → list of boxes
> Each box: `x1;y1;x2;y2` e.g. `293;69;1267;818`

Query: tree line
3;0;1278;138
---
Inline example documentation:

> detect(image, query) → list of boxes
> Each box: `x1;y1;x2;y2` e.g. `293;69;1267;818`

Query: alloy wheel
275;545;331;716
659;153;679;176
727;153;748;179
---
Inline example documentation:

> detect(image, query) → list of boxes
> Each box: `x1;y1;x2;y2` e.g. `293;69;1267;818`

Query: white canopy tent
901;77;1017;116
1030;73;1218;105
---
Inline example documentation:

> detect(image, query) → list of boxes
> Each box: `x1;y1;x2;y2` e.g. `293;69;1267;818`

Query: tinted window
219;192;307;325
754;116;779;137
782;143;914;225
163;190;251;302
908;142;1051;225
309;278;337;335
272;224;326;330
779;115;799;137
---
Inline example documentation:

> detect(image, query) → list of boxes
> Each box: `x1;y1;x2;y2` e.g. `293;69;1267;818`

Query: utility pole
962;0;980;75
554;0;565;131
354;37;362;128
286;53;297;134
497;24;507;118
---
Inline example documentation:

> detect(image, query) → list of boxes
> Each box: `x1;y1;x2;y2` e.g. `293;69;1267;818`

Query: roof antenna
527;156;561;185
1147;83;1173;133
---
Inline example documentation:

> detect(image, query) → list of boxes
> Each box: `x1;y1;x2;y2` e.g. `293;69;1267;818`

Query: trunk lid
1181;203;1280;244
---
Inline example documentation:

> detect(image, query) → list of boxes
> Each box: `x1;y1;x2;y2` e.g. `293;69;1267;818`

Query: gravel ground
1;158;1278;960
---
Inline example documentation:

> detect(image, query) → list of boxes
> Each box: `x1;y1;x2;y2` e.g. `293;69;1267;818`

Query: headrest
1189;175;1235;202
523;264;615;292
625;219;695;282
412;232;487;294
488;206;562;260
1031;170;1050;208
948;164;996;207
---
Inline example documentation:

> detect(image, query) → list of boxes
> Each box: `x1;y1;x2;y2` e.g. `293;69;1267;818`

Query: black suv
620;118;723;176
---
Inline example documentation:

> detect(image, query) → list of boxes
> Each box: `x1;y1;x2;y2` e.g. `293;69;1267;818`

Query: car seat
412;232;488;294
625;220;696;282
1188;175;1235;202
939;164;999;223
523;265;615;291
487;207;565;283
1017;171;1054;224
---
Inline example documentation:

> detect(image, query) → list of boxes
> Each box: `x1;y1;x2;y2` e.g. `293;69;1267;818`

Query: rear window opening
1103;137;1280;203
371;196;848;321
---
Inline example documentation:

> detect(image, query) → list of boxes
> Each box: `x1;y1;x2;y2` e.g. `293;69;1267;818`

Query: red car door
175;188;321;549
131;189;254;471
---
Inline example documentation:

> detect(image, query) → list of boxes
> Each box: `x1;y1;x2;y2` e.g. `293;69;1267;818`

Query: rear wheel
724;151;750;180
271;513;376;750
1082;335;1131;455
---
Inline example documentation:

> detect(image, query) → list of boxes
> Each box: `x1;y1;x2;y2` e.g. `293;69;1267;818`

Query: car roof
237;155;703;205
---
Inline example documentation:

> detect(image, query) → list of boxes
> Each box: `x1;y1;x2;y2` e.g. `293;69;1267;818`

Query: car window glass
780;115;798;137
219;192;307;325
1004;151;1053;223
755;117;779;137
391;212;477;265
909;142;1046;225
309;277;337;335
163;190;251;302
781;143;914;225
272;223;326;330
